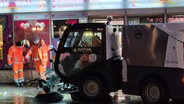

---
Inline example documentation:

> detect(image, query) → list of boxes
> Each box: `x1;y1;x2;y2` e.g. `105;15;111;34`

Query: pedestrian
25;35;48;80
111;28;119;56
111;28;121;102
106;16;113;25
7;41;25;87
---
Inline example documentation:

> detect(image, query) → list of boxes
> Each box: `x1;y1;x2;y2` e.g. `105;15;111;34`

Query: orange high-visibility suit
7;44;24;85
25;39;48;80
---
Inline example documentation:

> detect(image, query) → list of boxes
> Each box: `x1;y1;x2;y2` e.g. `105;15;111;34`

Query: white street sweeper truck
54;23;184;104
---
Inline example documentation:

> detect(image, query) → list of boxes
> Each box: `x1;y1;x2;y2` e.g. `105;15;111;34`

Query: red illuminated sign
66;19;78;25
168;17;184;23
140;16;164;23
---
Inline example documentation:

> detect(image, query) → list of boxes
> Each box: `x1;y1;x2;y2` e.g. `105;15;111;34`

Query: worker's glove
48;45;54;51
41;60;46;66
9;64;12;68
24;57;29;63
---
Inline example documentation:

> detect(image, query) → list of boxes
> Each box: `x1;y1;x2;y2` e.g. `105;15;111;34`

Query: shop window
53;19;78;38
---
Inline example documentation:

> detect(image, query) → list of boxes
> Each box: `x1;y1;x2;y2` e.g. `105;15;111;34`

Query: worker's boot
20;82;24;87
16;82;20;87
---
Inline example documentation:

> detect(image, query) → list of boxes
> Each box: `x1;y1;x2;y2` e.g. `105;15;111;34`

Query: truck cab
54;23;122;101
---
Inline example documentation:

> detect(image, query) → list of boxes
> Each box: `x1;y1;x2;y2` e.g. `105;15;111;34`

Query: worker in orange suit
25;35;48;80
7;41;25;87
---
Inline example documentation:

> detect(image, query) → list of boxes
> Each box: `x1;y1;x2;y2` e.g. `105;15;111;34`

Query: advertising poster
50;0;124;11
127;0;184;8
0;14;13;69
0;0;48;13
0;0;183;14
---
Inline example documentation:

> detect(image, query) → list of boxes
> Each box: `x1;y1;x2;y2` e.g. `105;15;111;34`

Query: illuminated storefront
51;12;87;60
0;14;13;68
14;13;50;69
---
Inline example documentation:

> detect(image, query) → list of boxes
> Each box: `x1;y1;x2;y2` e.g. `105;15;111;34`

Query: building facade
0;0;184;83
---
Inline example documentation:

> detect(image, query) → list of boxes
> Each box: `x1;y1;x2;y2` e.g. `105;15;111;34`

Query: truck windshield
57;29;103;76
64;30;102;48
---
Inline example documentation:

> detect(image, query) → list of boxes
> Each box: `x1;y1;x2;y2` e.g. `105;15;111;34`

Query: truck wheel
141;79;169;104
79;75;107;101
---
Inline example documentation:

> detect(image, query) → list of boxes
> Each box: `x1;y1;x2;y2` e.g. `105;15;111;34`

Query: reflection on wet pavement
0;84;38;104
0;84;144;104
0;84;72;104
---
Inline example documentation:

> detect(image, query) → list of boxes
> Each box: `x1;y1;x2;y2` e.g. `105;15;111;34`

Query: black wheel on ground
79;75;108;101
141;79;169;104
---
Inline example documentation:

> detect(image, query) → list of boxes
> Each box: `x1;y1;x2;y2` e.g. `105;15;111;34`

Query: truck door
55;24;106;79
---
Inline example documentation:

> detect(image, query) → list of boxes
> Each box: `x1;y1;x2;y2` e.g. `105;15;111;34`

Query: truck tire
141;79;169;104
79;75;108;101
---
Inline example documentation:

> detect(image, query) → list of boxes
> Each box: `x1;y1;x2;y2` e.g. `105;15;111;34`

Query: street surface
0;84;175;104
